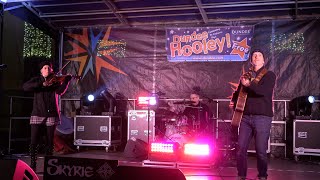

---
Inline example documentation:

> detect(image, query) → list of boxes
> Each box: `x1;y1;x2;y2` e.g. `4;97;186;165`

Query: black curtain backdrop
63;20;320;101
60;20;320;157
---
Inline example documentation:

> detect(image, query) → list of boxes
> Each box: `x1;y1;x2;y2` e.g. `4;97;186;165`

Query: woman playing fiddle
23;61;72;171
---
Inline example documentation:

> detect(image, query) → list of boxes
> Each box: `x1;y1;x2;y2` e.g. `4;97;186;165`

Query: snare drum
177;115;190;134
165;124;178;137
167;133;188;145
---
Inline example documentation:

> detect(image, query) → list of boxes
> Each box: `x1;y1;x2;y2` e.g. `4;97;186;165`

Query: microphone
0;64;7;69
192;86;201;92
155;91;166;96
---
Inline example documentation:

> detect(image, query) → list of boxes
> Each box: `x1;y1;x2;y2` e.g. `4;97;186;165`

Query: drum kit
155;100;207;146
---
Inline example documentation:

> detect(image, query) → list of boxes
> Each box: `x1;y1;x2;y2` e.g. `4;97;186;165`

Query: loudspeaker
110;166;186;180
0;159;39;180
123;139;148;159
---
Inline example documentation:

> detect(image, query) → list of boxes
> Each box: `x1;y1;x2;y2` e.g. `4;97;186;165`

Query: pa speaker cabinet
0;159;38;180
110;166;186;180
293;120;320;156
74;116;122;147
128;110;155;143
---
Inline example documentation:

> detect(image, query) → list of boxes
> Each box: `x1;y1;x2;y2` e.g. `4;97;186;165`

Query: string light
23;22;53;58
97;39;126;58
270;33;304;53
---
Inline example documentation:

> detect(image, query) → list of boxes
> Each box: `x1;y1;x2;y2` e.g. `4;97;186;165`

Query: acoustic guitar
231;68;253;127
231;67;268;127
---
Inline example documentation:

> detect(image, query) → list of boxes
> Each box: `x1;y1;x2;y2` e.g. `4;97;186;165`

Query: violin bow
55;61;71;75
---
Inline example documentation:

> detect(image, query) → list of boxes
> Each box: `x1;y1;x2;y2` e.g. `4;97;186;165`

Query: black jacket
23;76;70;118
232;67;276;117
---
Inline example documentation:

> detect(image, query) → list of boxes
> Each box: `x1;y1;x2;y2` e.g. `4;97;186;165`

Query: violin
44;73;81;86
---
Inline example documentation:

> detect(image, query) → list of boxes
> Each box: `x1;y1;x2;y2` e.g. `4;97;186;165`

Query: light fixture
289;95;320;118
138;96;157;106
80;94;96;115
150;142;175;153
180;143;215;163
87;94;95;102
308;96;315;104
148;142;179;162
184;144;210;156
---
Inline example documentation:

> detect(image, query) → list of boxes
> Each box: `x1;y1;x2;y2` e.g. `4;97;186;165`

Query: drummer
182;91;212;134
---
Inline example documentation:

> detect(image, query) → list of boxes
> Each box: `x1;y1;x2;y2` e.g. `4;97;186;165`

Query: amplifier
74;116;122;148
128;110;155;143
293;120;320;156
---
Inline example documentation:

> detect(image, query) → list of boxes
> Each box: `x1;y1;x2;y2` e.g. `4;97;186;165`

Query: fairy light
23;22;53;58
97;39;126;58
270;33;304;53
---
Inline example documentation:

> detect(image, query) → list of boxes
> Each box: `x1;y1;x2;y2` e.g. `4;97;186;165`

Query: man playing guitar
230;49;276;180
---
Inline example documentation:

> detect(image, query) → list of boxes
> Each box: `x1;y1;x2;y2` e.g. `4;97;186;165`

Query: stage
14;149;320;180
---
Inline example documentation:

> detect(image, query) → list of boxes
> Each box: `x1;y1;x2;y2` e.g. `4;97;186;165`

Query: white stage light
87;94;95;102
138;96;157;106
308;96;315;103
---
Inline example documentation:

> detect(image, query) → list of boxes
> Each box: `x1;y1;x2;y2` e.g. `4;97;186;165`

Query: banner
166;26;254;62
44;156;118;180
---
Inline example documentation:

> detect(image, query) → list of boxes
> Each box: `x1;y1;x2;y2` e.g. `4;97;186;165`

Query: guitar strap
231;67;269;127
252;67;268;84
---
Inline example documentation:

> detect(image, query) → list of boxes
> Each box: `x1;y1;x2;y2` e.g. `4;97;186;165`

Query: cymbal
184;106;203;109
155;109;177;116
157;106;170;110
160;117;178;122
158;101;169;107
173;100;194;104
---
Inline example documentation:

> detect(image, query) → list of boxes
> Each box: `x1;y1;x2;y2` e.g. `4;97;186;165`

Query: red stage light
180;143;214;163
138;96;157;106
150;142;175;153
148;142;179;162
184;144;210;156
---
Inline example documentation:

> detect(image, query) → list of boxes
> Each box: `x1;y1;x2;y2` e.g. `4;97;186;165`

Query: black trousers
30;124;56;147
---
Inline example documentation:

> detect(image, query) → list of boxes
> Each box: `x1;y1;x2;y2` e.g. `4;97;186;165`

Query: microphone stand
146;99;153;160
200;93;216;139
197;102;202;135
147;104;151;146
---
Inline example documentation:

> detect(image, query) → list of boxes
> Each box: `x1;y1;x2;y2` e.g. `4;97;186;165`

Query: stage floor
17;150;320;180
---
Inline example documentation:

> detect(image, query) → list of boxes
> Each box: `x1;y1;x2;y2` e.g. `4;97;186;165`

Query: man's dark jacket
232;67;276;117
